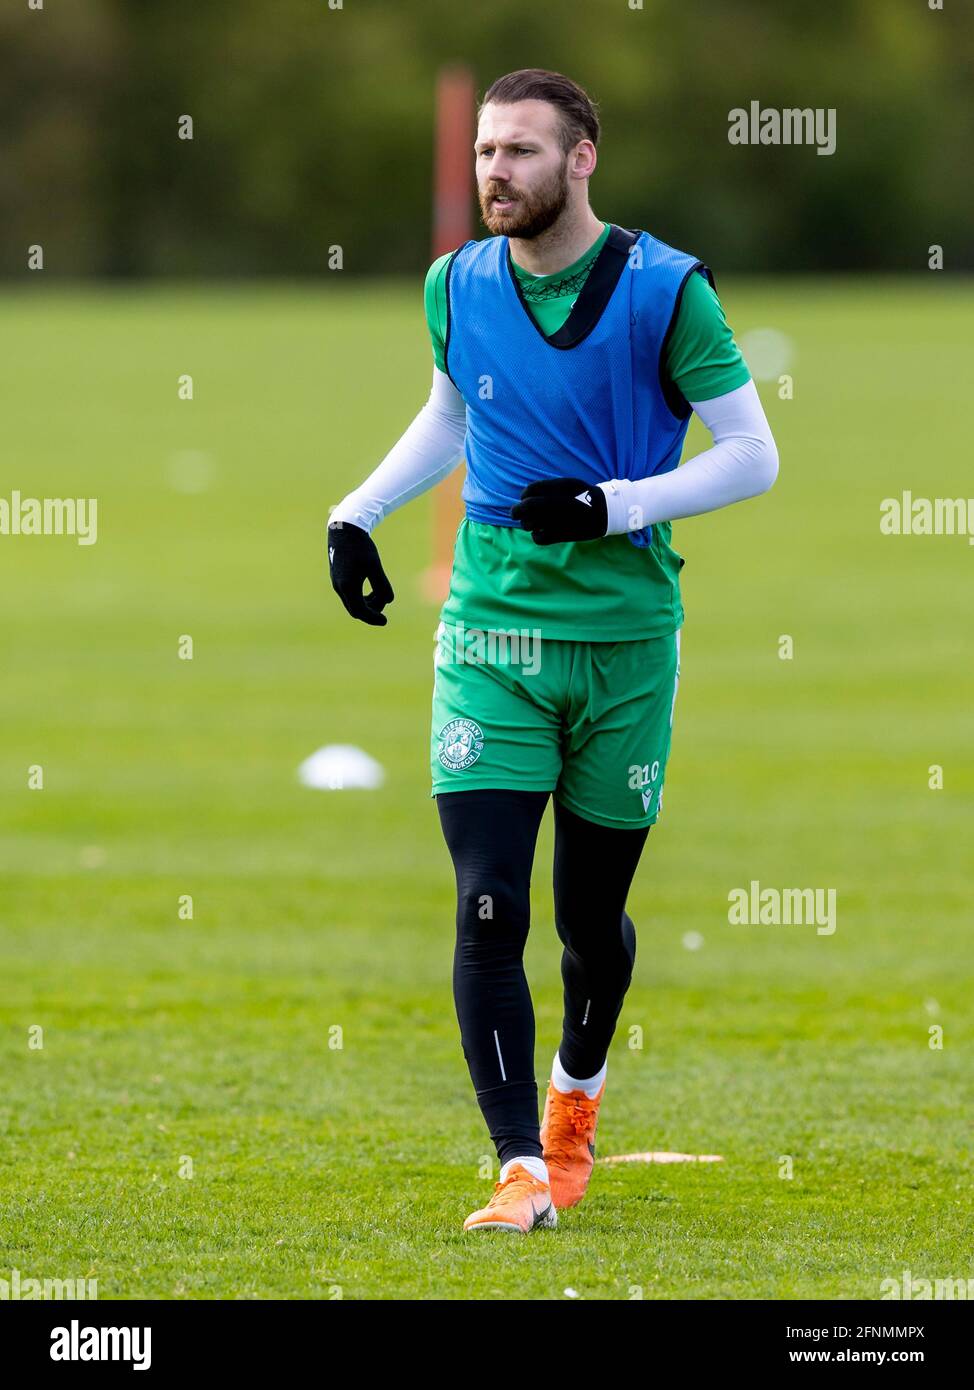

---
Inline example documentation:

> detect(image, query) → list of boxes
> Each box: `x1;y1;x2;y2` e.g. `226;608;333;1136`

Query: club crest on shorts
438;717;485;771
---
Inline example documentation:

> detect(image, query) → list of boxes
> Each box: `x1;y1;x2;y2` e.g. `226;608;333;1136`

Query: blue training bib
444;225;713;546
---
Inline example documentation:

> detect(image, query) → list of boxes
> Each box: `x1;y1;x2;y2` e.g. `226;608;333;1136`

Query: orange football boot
540;1079;605;1208
463;1162;557;1233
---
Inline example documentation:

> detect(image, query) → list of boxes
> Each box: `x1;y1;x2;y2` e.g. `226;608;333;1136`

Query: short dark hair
479;69;600;154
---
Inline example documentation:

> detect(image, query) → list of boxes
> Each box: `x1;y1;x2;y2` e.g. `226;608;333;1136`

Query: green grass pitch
0;278;971;1299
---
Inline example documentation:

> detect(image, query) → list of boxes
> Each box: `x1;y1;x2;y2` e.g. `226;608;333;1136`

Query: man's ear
571;139;597;180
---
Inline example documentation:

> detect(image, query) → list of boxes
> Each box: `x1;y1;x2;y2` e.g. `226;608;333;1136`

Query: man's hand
510;478;608;545
328;520;394;626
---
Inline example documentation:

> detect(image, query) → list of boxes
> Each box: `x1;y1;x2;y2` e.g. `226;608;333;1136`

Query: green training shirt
427;223;750;641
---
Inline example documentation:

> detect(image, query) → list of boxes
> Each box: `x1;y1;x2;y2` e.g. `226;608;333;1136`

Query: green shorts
430;620;682;829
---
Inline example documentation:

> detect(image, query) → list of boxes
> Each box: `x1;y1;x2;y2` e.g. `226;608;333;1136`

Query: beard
478;161;570;239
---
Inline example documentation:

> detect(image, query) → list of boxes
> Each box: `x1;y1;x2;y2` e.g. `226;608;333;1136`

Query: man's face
476;100;572;239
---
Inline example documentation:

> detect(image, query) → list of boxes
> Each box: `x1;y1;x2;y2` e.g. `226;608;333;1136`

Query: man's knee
456;875;530;948
554;903;636;969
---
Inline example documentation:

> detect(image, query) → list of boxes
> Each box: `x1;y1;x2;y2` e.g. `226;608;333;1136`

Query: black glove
327;520;394;626
510;477;609;545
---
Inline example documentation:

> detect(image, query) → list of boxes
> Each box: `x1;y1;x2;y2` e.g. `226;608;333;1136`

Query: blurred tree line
1;0;971;278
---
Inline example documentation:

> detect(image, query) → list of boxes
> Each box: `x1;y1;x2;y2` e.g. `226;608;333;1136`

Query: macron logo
641;789;654;813
576;491;593;507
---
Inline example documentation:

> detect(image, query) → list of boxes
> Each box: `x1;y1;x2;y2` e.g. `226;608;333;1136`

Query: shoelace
545;1097;597;1167
488;1170;540;1208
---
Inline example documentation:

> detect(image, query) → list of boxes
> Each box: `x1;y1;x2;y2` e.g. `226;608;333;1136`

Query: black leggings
436;788;649;1166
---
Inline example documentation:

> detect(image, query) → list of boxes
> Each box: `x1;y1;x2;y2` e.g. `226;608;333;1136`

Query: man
329;69;778;1233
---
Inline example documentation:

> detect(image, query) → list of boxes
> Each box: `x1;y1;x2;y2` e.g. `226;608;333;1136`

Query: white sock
500;1155;549;1185
551;1051;606;1100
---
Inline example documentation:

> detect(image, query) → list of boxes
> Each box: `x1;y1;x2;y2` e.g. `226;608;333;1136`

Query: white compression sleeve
598;380;779;534
330;366;468;533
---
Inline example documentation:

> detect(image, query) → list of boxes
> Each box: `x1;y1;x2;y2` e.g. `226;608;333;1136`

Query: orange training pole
422;65;475;602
